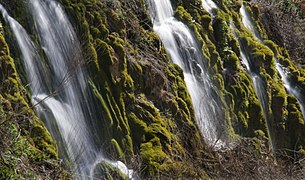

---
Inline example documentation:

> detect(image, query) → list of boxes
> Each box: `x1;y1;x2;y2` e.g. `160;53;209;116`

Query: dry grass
257;0;305;67
207;138;305;179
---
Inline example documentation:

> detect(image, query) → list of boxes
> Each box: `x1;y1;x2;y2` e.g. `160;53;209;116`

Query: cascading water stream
201;0;218;15
230;23;273;148
0;1;131;179
202;0;271;125
240;5;262;41
240;4;305;120
200;1;275;147
0;5;46;96
200;0;275;148
239;46;269;125
147;0;229;147
276;64;305;119
29;0;104;176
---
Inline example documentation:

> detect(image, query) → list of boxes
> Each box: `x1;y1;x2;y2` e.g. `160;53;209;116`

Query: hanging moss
111;139;125;159
175;6;193;24
95;39;114;69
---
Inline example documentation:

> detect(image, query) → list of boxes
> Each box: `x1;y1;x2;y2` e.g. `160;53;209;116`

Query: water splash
147;0;229;147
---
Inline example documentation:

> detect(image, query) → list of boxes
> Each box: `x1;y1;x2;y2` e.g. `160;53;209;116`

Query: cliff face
0;0;305;179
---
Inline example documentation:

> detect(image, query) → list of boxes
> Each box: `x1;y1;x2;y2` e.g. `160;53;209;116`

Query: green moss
89;81;114;126
146;123;172;144
224;52;240;71
108;34;126;67
285;95;305;150
213;14;231;53
93;160;128;180
264;40;278;55
128;112;147;144
0;118;62;178
31;125;57;159
254;130;266;140
175;6;193;24
140;137;168;173
111;139;124;159
201;15;212;29
0;28;65;178
95;39;114;69
237;111;248;128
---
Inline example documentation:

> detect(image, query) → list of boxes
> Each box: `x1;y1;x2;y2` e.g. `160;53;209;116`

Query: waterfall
201;0;274;148
0;5;47;96
277;64;305;119
201;1;275;147
147;0;229;147
239;48;269;124
230;22;273;149
240;5;262;41
201;0;218;15
0;1;131;179
28;0;105;176
240;4;305;120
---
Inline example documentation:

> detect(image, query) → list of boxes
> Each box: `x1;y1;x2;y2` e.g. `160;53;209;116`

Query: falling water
147;0;229;147
29;0;99;175
0;5;45;95
240;5;262;41
202;0;270;122
240;4;305;119
240;49;269;122
201;0;274;146
201;0;218;15
277;64;305;119
0;1;131;179
230;23;273;148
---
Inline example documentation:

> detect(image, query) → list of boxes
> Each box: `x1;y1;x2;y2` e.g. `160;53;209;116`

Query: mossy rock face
205;0;304;153
0;27;65;178
235;2;305;151
285;95;305;152
59;0;212;178
177;0;288;145
2;0;305;178
61;0;305;177
207;8;268;138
